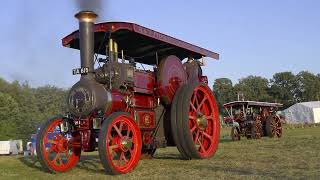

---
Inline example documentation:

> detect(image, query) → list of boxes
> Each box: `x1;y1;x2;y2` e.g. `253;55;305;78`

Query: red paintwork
131;94;155;109
156;55;187;105
73;70;158;153
108;89;127;114
133;71;155;94
136;110;155;130
200;76;208;85
80;130;95;152
142;132;153;145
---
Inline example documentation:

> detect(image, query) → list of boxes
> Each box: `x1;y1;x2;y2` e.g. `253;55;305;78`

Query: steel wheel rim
41;119;79;172
106;115;141;173
188;85;219;158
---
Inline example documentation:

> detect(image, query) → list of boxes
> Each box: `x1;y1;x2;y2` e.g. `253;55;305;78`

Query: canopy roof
223;101;283;108
62;22;219;65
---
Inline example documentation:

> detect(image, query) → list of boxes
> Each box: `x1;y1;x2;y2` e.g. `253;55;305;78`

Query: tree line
213;71;320;115
0;70;319;142
0;78;67;142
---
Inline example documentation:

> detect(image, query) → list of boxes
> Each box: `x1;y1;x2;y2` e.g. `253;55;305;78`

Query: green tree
1;81;40;141
234;75;272;102
0;92;19;140
33;85;68;120
296;71;320;102
0;79;68;143
213;78;235;114
269;72;298;108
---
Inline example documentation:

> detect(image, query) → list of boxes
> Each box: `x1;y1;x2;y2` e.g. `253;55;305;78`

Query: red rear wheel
98;112;142;174
172;83;220;159
184;84;220;158
36;116;81;173
171;86;190;159
266;115;282;138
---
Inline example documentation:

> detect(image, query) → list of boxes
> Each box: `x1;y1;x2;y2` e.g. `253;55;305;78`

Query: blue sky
1;0;319;88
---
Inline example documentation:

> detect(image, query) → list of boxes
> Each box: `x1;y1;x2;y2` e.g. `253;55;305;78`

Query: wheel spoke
190;102;197;112
194;130;200;144
122;153;128;163
113;125;123;137
189;115;196;120
271;120;276;127
53;152;60;164
119;152;125;164
65;150;70;159
202;131;213;140
190;125;197;133
109;145;118;151
58;155;63;165
126;128;131;137
197;97;207;112
119;122;124;132
129;149;133;155
192;92;198;106
194;90;201;107
197;138;206;153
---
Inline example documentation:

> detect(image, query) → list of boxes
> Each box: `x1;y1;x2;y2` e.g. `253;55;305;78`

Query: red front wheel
36;116;81;173
98;112;142;175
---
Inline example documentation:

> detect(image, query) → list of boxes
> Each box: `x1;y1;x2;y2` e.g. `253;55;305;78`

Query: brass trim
75;11;98;23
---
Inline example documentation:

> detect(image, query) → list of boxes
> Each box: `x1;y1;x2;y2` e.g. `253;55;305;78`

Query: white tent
284;101;320;124
0;140;23;155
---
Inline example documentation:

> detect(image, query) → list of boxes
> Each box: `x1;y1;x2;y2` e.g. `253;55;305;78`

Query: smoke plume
74;0;112;21
76;0;103;15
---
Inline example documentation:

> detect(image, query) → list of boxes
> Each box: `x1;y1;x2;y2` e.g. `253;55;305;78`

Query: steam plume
75;0;110;21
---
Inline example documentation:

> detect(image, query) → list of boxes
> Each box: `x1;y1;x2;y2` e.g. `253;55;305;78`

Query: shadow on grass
77;155;105;174
153;152;184;160
18;157;43;172
219;138;233;144
18;155;106;174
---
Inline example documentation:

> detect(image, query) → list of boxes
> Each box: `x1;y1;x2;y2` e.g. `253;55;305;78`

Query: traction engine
223;101;283;141
36;11;220;174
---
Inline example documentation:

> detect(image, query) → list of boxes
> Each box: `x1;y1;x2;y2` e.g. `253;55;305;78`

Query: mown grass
0;127;319;180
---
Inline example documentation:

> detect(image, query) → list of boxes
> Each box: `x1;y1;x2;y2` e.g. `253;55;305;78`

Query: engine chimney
75;11;98;79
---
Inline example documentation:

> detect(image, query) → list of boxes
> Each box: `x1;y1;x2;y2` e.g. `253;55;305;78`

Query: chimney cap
75;11;98;23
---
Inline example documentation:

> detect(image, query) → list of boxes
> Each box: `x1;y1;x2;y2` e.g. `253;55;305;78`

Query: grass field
0;127;319;180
